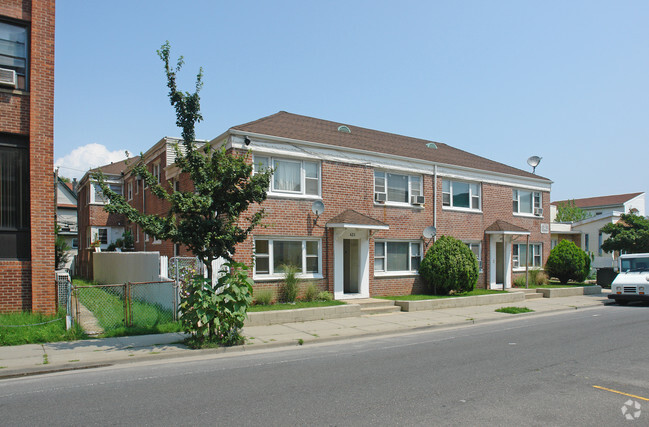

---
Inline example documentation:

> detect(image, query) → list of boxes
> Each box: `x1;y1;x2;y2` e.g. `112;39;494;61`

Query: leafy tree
544;240;590;284
554;200;591;222
600;213;649;254
93;41;271;280
94;42;271;345
419;235;479;295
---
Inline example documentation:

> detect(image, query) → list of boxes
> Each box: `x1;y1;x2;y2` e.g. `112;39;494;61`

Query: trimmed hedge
419;235;479;295
545;240;590;285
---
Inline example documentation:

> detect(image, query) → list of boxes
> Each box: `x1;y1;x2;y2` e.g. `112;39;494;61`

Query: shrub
419;235;479;295
534;271;549;285
317;291;333;301
513;275;527;288
302;283;319;302
254;289;273;306
545;240;590;285
279;265;299;303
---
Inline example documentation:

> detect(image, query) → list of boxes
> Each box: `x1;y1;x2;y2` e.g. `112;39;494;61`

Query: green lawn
73;278;182;338
248;300;346;312
0;310;87;346
375;289;507;301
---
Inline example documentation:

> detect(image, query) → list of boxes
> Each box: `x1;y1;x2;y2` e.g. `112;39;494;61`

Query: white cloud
54;143;130;179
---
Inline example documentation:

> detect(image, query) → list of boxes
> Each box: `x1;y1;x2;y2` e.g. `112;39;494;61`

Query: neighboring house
80;112;553;295
550;192;646;269
0;1;56;313
56;176;78;272
77;158;137;278
551;192;645;221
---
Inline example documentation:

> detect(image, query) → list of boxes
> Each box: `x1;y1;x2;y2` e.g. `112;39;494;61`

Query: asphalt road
1;304;648;426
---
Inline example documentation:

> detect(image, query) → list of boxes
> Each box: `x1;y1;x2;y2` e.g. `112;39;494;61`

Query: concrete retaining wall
394;292;526;312
536;285;602;298
245;304;361;327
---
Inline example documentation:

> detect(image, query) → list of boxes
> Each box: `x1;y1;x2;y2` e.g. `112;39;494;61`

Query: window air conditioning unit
411;195;425;205
534;207;543;216
374;192;387;202
0;68;17;88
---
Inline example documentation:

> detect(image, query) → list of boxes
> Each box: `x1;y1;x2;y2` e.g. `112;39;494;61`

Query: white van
608;253;649;305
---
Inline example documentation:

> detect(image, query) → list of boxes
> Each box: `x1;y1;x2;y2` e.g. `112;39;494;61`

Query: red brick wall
0;1;56;313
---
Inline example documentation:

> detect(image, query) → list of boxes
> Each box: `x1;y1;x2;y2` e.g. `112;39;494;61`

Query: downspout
433;164;438;242
142;177;146;252
525;234;530;289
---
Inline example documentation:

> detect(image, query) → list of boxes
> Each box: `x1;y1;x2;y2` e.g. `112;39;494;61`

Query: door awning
326;209;389;230
485;220;530;235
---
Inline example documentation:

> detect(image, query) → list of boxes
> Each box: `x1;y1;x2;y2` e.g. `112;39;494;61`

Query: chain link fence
72;281;178;335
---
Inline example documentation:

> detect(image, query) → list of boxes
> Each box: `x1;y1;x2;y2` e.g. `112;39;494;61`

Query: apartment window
92;182;121;204
598;232;603;256
254;238;321;276
374;241;422;273
513;243;542;269
442;179;481;210
374;171;423;204
465;242;482;270
254;156;320;197
98;228;108;245
135;225;139;243
584;234;589;252
0;134;29;259
71;238;78;249
0;21;28;90
127;181;133;201
153;163;161;184
513;189;541;215
135;178;139;194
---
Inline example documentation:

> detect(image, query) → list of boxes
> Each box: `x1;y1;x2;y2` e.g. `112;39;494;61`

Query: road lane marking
593;385;649;401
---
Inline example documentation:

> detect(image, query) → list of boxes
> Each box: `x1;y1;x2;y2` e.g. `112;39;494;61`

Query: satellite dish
311;200;325;216
423;226;437;239
527;156;542;174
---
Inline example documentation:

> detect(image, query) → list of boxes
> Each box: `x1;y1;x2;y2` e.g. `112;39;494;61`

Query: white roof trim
326;223;389;230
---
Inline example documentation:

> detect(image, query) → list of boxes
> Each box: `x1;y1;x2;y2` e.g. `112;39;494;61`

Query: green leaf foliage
92;42;272;280
554;200;591;223
180;262;253;346
544;240;590;285
600;213;649;254
419;235;479;295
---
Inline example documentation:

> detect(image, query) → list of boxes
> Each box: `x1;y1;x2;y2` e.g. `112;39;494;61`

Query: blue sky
54;1;649;211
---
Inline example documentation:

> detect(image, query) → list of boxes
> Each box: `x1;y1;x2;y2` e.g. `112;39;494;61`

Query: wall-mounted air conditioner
534;207;543;216
411;195;425;205
374;193;387;202
0;68;17;88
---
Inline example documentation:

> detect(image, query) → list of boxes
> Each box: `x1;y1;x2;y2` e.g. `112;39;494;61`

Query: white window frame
464;241;483;271
153;163;161;184
442;179;481;211
90;181;122;205
253;155;321;198
513;243;542;269
374;240;422;275
253;237;323;279
373;171;423;206
513;189;541;216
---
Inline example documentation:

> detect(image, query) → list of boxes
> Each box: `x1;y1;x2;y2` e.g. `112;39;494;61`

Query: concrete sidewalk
0;293;611;379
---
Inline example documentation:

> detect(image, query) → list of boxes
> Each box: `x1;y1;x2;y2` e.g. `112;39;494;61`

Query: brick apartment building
79;112;552;299
0;1;56;313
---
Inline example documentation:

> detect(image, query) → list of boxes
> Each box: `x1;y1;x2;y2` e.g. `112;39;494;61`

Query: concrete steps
524;292;544;300
346;298;402;315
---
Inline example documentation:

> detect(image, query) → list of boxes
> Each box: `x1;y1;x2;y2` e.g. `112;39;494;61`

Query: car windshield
621;257;649;272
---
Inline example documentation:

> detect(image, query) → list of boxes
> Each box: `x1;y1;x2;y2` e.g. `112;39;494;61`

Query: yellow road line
593;385;649;401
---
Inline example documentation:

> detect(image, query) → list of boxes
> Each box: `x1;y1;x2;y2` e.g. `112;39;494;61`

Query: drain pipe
433;164;438;242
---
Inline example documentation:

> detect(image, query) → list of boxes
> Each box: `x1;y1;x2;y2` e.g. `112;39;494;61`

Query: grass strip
495;306;534;314
248;300;345;312
376;289;507;301
0;310;87;346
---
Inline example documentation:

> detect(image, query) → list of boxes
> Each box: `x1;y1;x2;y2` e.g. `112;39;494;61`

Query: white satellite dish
527;156;542;174
311;200;325;216
423;226;437;239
